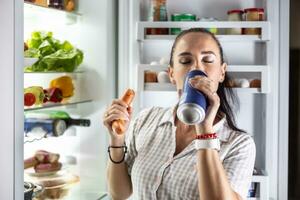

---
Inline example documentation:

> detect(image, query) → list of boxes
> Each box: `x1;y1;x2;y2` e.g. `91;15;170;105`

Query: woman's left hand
189;75;220;132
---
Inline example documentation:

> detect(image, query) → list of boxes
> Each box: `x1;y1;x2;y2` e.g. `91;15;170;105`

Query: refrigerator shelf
144;83;261;93
144;34;265;42
24;70;85;74
24;100;92;111
138;64;269;93
137;21;270;41
24;2;82;16
24;2;81;25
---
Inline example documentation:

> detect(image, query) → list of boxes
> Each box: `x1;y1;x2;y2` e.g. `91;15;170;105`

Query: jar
227;9;244;35
147;0;168;35
244;8;265;35
199;17;218;34
171;13;197;35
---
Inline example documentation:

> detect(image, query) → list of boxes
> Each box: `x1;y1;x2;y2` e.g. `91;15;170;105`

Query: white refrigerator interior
118;0;287;199
23;0;117;199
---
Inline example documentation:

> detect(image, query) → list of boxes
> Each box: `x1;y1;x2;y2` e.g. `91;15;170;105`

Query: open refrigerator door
23;0;117;199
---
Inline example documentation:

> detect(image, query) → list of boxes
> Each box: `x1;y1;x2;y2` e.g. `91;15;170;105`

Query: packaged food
147;0;168;35
244;8;265;35
227;9;244;35
171;13;197;35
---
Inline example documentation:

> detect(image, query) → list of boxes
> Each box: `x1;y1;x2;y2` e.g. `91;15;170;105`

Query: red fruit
24;93;36;106
45;88;63;103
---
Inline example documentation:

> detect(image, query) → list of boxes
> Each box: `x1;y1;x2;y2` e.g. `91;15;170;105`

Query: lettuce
24;31;84;72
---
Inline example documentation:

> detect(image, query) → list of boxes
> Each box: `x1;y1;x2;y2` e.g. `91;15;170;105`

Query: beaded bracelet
195;133;217;140
107;145;127;164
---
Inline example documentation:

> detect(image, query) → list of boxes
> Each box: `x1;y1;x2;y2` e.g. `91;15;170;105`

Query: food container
147;0;168;35
25;170;79;200
227;9;244;35
199;17;218;34
171;13;197;35
244;8;265;35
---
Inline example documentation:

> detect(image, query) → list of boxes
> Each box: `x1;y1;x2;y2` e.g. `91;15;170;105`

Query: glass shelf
24;2;81;25
24;100;92;111
24;2;82;16
24;70;85;74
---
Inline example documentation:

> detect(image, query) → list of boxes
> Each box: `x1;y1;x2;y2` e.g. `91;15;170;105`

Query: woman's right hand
103;99;133;145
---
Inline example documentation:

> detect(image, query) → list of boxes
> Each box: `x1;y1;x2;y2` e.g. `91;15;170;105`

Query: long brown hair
169;28;245;133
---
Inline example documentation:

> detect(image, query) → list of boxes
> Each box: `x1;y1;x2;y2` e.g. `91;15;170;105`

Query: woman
103;28;256;200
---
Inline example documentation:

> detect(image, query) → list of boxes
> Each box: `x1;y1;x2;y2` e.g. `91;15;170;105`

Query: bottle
24;110;91;136
177;70;208;125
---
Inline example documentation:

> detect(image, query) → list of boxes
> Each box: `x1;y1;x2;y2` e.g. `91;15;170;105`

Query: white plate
24;57;38;67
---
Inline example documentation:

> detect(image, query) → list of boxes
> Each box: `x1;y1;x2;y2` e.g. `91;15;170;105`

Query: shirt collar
158;105;230;142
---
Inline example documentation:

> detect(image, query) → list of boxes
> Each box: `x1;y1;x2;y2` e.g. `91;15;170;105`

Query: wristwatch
194;138;220;151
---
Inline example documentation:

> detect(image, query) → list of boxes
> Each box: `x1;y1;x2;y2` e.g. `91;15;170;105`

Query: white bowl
24;57;38;67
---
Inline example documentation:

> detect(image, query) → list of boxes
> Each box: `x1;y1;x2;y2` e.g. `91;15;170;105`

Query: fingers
111;99;128;108
103;99;134;134
189;76;218;98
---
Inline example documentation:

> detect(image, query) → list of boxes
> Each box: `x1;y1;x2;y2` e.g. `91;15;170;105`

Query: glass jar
227;9;244;35
244;8;265;35
147;0;168;35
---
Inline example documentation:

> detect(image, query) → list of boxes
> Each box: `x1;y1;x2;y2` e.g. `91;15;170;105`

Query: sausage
35;150;60;163
34;162;62;173
24;157;38;169
112;89;135;135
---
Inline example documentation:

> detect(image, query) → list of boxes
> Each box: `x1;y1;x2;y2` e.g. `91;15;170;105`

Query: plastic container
244;8;265;35
227;9;244;35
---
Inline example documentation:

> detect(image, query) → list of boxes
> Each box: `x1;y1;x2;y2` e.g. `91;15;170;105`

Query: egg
237;79;250;88
150;61;159;66
250;79;261;88
144;71;157;83
159;57;169;65
157;71;170;83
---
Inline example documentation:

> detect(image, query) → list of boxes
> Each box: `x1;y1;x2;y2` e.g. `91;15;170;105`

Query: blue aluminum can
177;70;208;125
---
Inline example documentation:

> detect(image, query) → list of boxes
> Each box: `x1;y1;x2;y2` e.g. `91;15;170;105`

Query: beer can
177;70;208;125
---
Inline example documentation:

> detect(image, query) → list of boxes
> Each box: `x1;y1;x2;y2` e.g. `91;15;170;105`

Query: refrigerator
1;0;117;199
0;0;289;199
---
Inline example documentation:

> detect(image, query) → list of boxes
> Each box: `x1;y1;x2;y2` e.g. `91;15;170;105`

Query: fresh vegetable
24;86;45;106
44;87;63;103
24;93;36;106
50;76;74;98
24;31;83;72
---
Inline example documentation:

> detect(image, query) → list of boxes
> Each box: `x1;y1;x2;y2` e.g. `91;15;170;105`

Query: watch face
54;120;67;136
